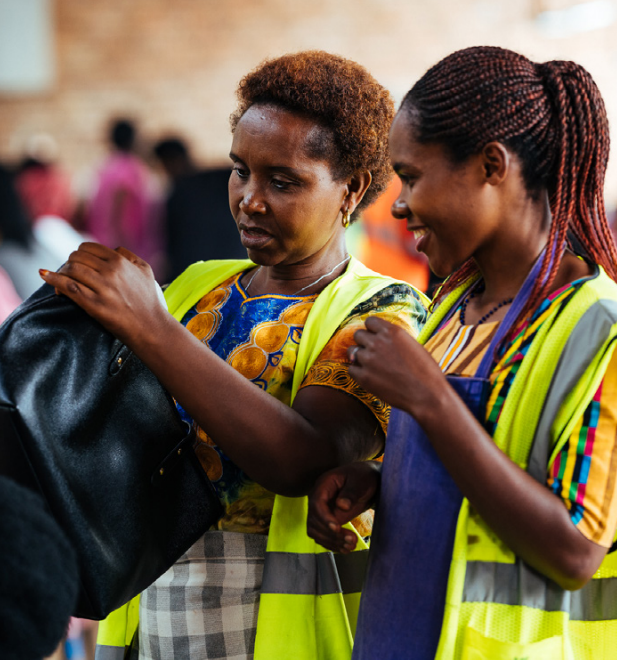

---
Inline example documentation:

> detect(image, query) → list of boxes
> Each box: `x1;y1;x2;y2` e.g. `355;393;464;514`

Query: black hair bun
0;476;78;660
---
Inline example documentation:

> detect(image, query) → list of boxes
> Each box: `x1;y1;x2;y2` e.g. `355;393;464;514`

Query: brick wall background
1;0;617;201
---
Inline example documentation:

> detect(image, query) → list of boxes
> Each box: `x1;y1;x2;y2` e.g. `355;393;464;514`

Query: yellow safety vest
419;268;617;660
96;257;428;660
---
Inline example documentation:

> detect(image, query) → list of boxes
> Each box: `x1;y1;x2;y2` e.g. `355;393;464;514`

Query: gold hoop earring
342;210;351;228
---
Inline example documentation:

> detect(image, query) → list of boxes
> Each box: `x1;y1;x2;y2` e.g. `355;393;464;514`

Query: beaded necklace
459;283;514;326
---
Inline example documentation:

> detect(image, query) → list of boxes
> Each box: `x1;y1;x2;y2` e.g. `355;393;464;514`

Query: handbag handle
109;341;133;376
151;422;197;487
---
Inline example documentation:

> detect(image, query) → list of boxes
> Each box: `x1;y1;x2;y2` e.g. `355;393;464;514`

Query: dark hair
0;477;78;660
230;50;395;215
401;46;617;316
153;137;189;162
0;165;33;247
110;119;136;152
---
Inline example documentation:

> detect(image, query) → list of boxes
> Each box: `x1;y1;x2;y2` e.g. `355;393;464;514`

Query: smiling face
229;104;349;268
388;112;501;278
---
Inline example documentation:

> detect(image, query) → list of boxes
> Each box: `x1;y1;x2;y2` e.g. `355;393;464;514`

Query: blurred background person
153;137;246;281
12;133;88;270
14;133;76;224
85;118;165;280
0;164;59;299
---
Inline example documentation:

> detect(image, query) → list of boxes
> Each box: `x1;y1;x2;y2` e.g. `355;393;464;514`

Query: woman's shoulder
350;282;425;313
172;259;253;284
346;282;428;337
564;267;617;337
165;259;253;319
550;254;617;302
552;263;617;317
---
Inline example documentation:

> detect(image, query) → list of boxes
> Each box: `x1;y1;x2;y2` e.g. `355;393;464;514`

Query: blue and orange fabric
425;277;617;547
176;271;425;536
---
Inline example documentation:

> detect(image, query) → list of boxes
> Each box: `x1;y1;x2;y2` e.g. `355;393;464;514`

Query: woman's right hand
348;316;448;418
307;461;382;553
40;242;169;349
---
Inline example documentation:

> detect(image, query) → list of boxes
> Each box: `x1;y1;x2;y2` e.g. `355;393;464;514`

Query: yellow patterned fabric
176;272;426;535
300;282;420;434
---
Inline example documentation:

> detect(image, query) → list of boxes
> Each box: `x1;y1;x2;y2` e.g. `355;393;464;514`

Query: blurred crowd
0;118;250;329
0;117;435;333
0;119;249;660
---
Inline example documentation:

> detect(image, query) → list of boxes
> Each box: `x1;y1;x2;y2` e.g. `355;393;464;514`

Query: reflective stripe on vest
461;298;617;621
463;560;617;621
527;299;617;483
94;646;124;660
261;549;369;595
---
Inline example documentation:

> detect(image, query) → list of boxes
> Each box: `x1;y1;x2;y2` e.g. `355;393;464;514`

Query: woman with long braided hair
308;46;617;659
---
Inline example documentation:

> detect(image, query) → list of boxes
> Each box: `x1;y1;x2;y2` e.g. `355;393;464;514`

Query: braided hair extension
401;46;617;321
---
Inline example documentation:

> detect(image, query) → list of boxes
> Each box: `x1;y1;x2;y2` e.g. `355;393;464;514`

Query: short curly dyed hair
230;50;394;214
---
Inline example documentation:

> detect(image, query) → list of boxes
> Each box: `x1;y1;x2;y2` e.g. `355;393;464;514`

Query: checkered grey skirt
137;531;268;660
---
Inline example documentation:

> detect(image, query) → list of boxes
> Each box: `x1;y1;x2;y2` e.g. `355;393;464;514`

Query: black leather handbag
0;283;222;620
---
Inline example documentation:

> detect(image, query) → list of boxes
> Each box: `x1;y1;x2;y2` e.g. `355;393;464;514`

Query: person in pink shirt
86;120;163;275
14;133;76;224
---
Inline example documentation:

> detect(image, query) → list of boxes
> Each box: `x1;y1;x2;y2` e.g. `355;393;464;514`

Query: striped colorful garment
425;276;617;547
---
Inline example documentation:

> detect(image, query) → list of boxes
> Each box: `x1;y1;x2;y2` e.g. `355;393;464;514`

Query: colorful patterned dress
137;268;427;660
176;271;426;535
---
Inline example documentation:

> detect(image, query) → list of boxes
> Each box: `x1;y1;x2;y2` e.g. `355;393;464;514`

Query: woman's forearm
39;249;383;496
412;385;607;590
131;312;379;495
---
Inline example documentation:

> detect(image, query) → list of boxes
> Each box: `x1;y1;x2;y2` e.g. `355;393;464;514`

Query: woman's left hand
40;242;168;347
307;461;381;553
348;316;446;415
